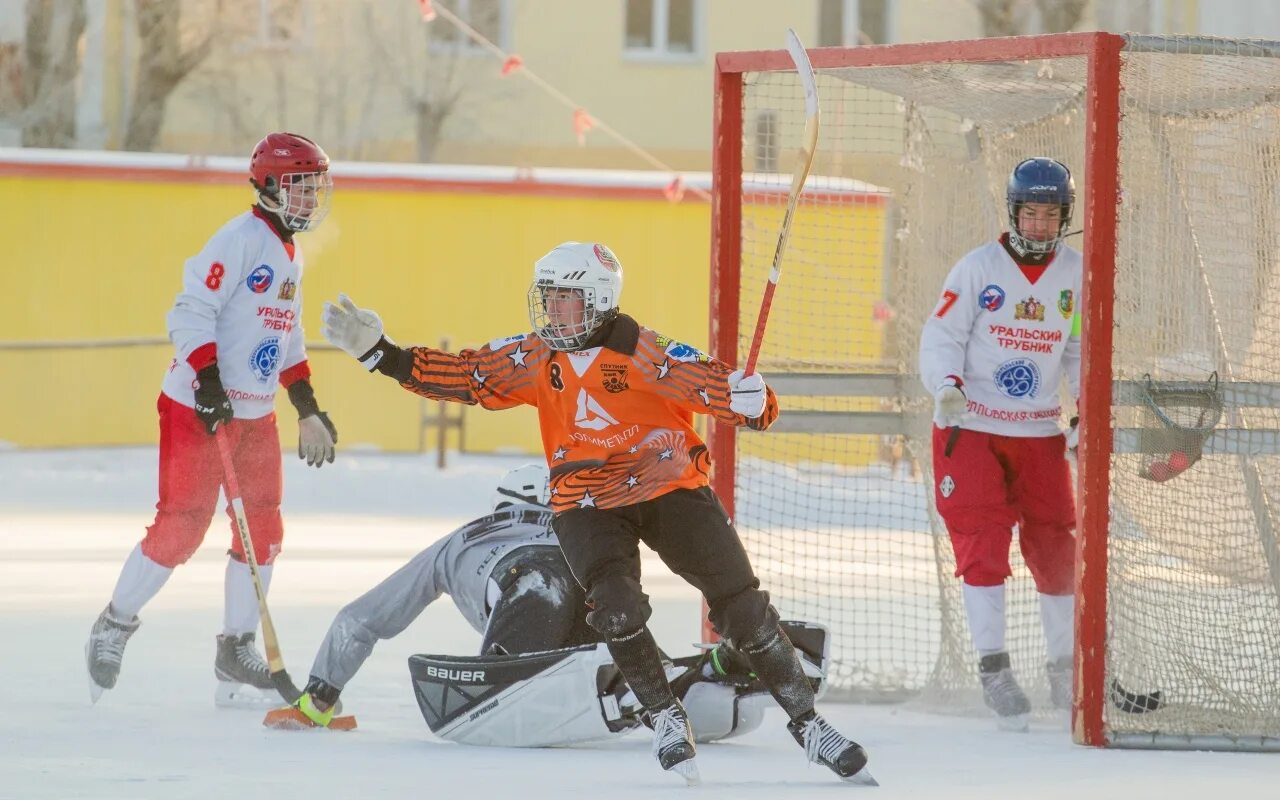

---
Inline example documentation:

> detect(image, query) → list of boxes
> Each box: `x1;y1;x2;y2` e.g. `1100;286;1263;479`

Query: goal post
708;32;1280;750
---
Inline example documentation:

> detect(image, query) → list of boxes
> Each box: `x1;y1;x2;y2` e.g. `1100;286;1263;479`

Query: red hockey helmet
248;132;333;232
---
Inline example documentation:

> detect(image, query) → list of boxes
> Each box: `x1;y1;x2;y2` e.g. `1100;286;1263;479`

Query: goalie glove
934;376;967;428
321;293;396;371
727;369;768;419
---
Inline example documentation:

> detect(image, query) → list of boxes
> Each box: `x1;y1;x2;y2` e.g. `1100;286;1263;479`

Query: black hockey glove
288;379;338;467
193;363;234;435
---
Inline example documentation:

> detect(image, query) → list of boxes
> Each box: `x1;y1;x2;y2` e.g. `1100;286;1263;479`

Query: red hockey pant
931;425;1076;594
140;393;284;568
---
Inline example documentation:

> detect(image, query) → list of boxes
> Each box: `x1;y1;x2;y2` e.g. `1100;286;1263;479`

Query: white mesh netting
725;34;1280;747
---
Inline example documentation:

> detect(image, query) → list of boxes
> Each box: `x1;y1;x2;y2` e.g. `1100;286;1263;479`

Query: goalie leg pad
408;644;638;747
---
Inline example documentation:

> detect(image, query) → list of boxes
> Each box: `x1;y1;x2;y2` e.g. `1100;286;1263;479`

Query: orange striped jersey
384;314;778;513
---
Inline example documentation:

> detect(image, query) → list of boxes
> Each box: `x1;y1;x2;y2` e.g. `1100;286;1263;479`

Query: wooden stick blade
785;29;819;120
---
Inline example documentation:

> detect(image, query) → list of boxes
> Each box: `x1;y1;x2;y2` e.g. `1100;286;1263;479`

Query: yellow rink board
0;163;886;462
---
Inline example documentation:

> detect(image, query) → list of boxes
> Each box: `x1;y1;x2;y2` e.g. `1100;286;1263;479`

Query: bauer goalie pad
409;620;831;747
409;643;640;747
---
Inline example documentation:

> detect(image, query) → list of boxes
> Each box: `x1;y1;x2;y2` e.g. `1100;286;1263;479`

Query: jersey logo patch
249;337;281;382
575;389;618;430
1015;296;1045;321
277;278;296;300
980;284;1006;312
994;358;1041;399
601;363;629;393
247;265;274;294
1058;289;1074;319
488;333;526;350
664;340;708;363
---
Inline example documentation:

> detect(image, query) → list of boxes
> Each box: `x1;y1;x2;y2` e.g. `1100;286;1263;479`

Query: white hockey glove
298;414;337;467
321;294;390;370
1065;415;1079;453
934;378;967;427
727;369;768;419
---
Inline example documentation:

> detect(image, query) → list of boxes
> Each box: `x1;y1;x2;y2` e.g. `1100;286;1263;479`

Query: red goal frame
705;32;1125;747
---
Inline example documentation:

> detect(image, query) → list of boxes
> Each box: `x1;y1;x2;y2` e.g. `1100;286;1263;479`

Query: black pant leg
553;505;674;709
647;487;815;721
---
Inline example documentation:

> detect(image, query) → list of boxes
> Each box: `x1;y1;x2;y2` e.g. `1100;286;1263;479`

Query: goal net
708;33;1280;749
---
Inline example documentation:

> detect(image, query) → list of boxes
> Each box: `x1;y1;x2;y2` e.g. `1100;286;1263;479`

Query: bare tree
974;0;1086;37
20;0;86;148
123;0;215;151
1036;0;1088;35
361;2;505;163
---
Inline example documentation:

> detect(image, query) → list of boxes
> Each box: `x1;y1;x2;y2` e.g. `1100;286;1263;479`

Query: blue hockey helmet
1006;157;1075;255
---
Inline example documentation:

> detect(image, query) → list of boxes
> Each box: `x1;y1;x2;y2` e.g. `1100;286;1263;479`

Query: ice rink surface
1;448;1274;799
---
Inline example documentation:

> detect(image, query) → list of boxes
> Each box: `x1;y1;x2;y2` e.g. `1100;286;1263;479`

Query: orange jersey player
393;320;776;513
320;242;874;786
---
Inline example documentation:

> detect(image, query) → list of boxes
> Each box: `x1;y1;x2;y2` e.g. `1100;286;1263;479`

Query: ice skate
85;604;141;703
787;711;877;785
1046;655;1073;719
646;701;700;786
980;652;1031;731
214;632;280;708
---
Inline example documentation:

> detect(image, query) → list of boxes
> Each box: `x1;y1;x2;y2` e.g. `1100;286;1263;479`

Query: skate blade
996;712;1030;733
85;642;106;705
263;706;358;731
215;681;281;709
843;768;879;787
668;756;701;786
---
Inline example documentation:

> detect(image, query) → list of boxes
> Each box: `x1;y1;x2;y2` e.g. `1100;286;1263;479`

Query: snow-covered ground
1;448;1274;799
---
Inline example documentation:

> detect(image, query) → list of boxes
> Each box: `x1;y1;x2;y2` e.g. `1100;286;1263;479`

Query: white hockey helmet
527;242;623;352
493;463;551;510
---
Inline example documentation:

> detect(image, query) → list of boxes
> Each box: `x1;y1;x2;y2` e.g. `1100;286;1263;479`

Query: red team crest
593;244;620;272
1014;296;1044;321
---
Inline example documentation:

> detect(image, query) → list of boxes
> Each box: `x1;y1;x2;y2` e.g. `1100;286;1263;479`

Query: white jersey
308;503;559;689
161;209;306;419
919;239;1082;437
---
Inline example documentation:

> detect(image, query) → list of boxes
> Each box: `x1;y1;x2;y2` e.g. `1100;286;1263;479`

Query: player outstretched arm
321;294;539;410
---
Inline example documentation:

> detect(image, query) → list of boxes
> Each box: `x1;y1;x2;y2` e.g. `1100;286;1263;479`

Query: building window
625;0;702;59
431;0;509;51
817;0;890;47
755;110;778;173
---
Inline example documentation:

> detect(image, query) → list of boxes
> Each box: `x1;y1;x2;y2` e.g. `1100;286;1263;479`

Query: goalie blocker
410;621;830;747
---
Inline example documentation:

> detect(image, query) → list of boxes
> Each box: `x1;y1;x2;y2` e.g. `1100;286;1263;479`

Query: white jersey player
86;132;338;707
919;157;1082;730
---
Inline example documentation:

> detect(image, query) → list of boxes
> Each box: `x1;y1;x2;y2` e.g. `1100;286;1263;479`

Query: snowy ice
1;448;1274;799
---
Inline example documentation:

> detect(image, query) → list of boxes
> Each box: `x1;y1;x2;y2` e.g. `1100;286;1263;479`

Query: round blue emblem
994;358;1041;398
247;265;274;294
250;337;281;382
980;284;1006;312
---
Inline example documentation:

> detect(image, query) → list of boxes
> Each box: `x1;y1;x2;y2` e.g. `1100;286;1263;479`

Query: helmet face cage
526;242;623;351
259;170;333;232
1006;158;1075;255
528;282;614;352
249;132;332;233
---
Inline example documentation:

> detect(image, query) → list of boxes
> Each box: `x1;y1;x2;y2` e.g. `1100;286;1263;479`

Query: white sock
1039;592;1075;663
962;582;1007;656
223;557;272;636
110;543;174;620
